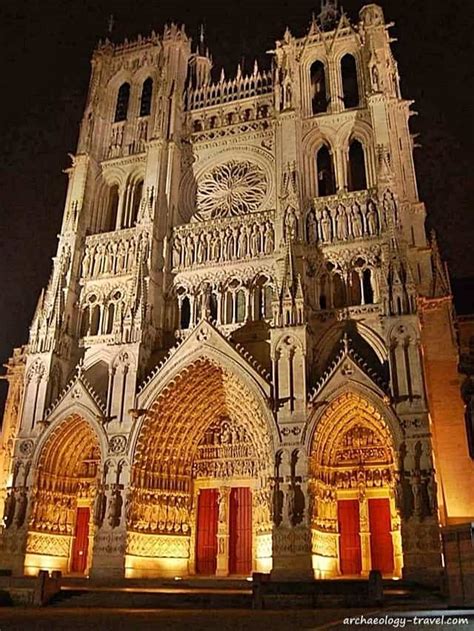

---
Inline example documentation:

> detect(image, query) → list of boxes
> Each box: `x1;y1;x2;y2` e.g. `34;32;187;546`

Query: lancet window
310;60;327;114
139;78;153;117
341;54;359;109
315;263;377;311
114;82;131;122
316;145;336;196
347;139;367;192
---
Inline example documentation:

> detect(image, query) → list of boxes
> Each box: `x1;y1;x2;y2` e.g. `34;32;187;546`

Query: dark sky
0;0;473;404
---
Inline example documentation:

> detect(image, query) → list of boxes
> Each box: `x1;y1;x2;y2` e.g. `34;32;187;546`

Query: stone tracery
195;160;268;220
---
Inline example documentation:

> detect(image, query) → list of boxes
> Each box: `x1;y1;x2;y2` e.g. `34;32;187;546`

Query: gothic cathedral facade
0;3;473;584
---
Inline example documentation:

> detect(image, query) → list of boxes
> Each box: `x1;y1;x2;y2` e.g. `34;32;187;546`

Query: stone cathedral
0;2;473;585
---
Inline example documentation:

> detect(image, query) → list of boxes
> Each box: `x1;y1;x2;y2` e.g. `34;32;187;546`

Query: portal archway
25;415;102;576
128;358;274;578
309;392;402;578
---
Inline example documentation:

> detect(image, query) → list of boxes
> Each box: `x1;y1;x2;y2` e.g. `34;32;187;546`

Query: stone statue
108;487;123;529
250;224;260;256
284;207;298;241
172;237;182;268
93;487;107;527
264;222;274;254
320;208;332;242
366;200;378;235
336;205;348;240
217;491;227;524
411;471;422;518
81;248;91;277
351;203;363;238
14;489;27;528
3;491;15;529
426;473;437;515
197;234;205;264
307;210;318;243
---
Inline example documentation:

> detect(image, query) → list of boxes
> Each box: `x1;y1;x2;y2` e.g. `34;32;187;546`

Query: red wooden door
368;498;394;575
229;487;252;575
71;507;90;573
338;500;362;575
196;489;218;575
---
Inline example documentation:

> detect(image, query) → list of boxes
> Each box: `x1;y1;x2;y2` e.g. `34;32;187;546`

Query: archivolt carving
129;359;272;534
309;392;397;533
28;415;101;536
195;160;267;220
310;392;395;468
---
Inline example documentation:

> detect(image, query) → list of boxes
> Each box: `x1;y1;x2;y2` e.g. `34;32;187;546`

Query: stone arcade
0;2;473;585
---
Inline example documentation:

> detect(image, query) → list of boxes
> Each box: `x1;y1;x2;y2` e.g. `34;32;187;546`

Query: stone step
49;587;253;609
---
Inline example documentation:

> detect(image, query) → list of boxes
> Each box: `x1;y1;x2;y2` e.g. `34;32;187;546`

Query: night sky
0;0;473;410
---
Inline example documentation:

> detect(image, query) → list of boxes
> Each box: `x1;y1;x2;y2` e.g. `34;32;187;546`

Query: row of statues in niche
81;232;150;279
172;220;275;269
126;491;190;534
27;492;77;534
305;199;381;245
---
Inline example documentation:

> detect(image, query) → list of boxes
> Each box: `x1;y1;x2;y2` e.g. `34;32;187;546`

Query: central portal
195;487;252;576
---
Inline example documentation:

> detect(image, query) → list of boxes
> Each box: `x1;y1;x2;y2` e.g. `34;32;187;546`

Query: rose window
195;160;267;220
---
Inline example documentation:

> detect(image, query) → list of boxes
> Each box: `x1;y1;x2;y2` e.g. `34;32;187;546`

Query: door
229;487;252;575
71;507;90;573
368;498;394;575
196;489;218;575
338;499;362;575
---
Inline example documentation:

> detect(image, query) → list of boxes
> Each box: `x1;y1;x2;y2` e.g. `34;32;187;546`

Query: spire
198;23;206;56
189;25;212;88
318;0;340;31
107;14;114;35
273;241;305;327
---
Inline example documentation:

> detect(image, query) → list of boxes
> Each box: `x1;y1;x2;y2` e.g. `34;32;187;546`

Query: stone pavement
0;607;362;631
1;608;474;631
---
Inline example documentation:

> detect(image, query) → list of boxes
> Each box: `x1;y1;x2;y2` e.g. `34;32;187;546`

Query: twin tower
0;3;472;583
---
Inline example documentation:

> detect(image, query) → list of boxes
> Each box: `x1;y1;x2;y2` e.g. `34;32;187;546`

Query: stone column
90;460;128;579
327;56;343;114
271;475;313;580
398;437;443;586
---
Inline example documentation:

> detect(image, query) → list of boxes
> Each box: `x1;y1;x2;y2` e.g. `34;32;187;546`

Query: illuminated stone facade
0;2;473;584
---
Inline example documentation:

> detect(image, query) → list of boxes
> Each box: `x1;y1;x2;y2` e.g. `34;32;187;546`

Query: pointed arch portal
127;358;274;578
309;392;402;579
25;415;101;576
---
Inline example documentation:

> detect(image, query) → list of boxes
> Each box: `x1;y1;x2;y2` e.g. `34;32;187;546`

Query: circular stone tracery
195;160;268;220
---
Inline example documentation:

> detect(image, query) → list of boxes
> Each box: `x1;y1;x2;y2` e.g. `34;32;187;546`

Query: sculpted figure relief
172;218;275;269
284;207;298;241
306;198;381;246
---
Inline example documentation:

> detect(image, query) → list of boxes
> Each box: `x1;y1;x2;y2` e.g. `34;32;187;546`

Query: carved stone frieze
311;529;338;557
26;532;70;557
273;525;312;555
127;532;189;558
